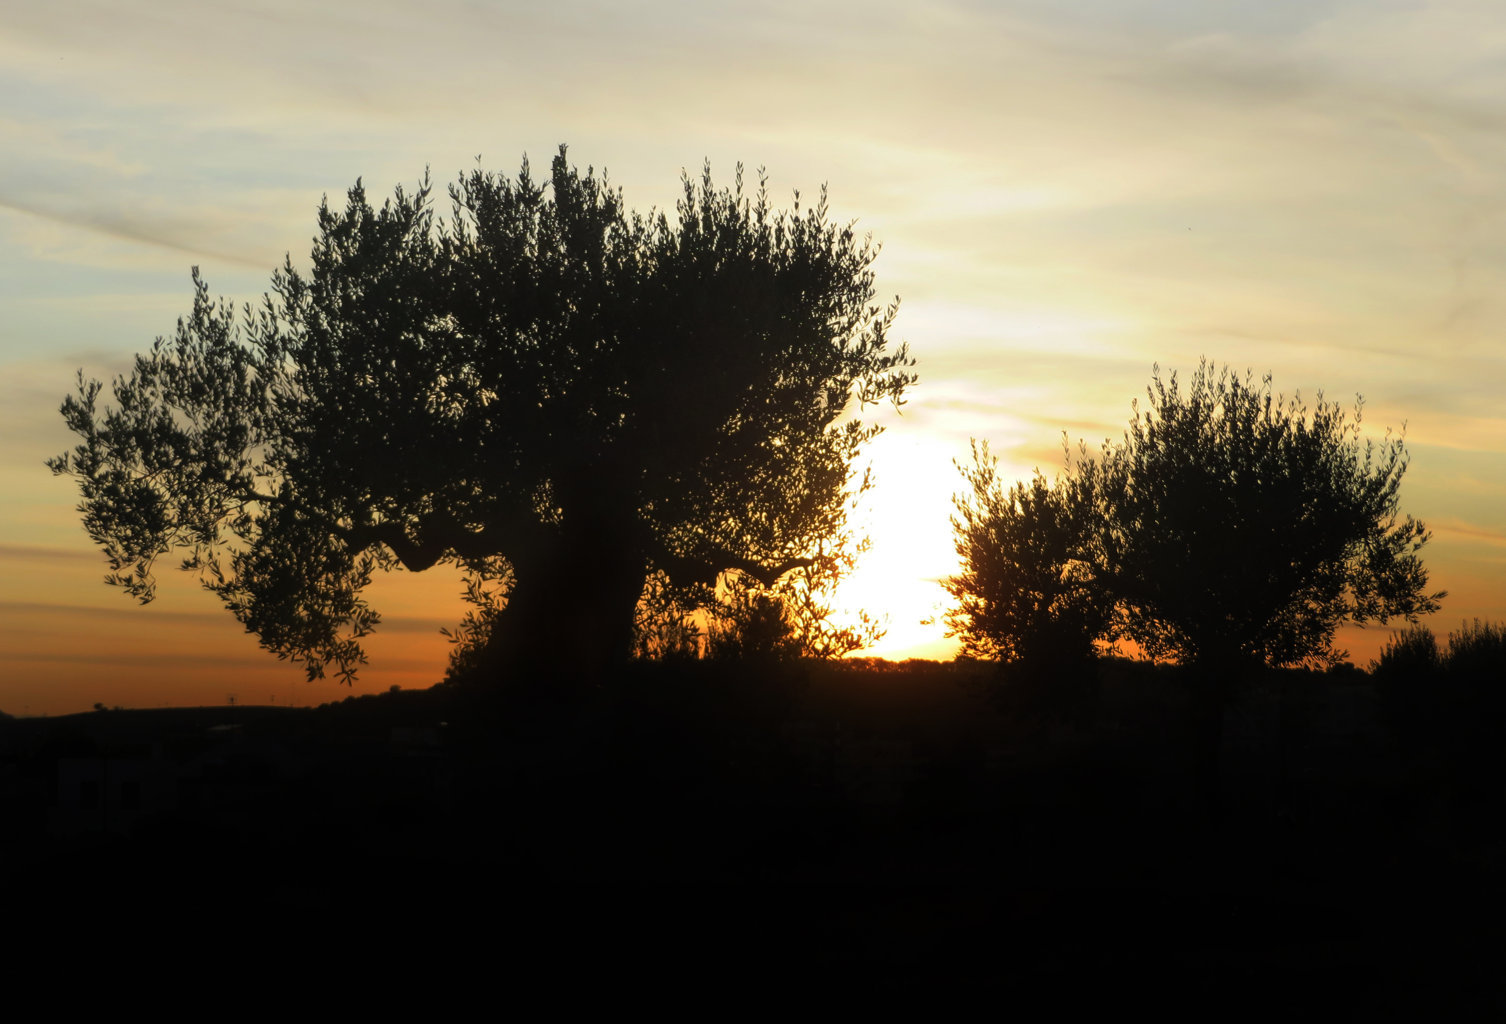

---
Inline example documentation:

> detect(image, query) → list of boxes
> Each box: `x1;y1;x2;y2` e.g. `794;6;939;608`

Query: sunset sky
4;0;1503;715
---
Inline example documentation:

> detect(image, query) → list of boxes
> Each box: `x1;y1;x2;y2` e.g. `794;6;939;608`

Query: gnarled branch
656;548;815;589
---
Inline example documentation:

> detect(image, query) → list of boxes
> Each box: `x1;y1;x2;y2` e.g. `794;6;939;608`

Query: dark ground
3;659;1500;1005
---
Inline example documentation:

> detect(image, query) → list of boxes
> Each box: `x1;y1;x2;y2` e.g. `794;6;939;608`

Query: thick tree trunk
468;479;648;702
474;559;643;699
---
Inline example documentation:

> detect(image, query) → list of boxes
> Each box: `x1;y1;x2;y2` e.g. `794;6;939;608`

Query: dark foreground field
3;659;1501;1004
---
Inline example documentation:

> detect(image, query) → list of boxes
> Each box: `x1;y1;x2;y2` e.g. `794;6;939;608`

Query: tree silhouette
944;440;1109;667
947;361;1442;763
1093;361;1442;673
50;147;915;685
944;441;1110;721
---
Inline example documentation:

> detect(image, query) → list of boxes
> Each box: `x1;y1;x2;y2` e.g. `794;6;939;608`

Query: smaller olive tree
948;361;1443;800
946;362;1442;719
944;440;1110;667
1094;361;1442;673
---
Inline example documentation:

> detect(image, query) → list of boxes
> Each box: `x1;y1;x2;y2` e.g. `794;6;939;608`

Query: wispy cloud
1431;519;1506;547
0;197;269;268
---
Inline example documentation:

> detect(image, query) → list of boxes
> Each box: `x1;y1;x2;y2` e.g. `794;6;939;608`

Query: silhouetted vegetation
949;362;1445;811
944;441;1110;722
1102;363;1442;667
50;146;914;689
1374;620;1506;816
952;363;1442;669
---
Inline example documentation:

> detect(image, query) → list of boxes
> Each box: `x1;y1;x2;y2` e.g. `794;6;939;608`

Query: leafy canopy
947;361;1442;671
943;440;1109;666
50;147;914;681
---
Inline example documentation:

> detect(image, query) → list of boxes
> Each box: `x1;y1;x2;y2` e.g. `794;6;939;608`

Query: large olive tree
51;147;914;686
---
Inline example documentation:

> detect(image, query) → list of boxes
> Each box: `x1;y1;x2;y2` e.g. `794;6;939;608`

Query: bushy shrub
707;587;804;664
1374;620;1505;806
1438;621;1506;793
1372;625;1443;756
1442;618;1506;682
1373;624;1443;678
